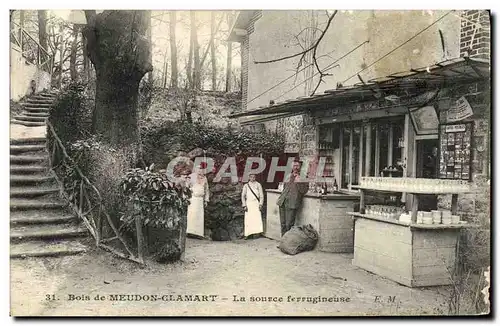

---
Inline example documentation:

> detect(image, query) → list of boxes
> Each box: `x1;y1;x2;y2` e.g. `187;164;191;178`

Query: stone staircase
10;91;89;258
11;92;55;127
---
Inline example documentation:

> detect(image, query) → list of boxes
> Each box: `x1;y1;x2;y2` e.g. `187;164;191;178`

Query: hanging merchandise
438;122;473;180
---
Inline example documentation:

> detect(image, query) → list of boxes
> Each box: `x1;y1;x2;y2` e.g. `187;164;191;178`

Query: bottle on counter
321;182;328;195
332;179;338;193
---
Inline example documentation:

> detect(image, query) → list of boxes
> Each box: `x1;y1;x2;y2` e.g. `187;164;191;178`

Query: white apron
186;182;206;237
243;182;263;237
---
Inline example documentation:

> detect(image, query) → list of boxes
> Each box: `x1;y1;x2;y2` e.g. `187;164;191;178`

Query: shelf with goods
317;140;336;191
349;177;476;225
348;176;477;287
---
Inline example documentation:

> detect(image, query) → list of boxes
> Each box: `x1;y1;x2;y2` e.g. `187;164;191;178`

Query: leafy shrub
120;165;191;230
49;81;93;147
141;121;285;171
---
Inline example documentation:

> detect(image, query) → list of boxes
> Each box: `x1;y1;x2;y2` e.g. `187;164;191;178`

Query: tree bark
70;24;79;81
225;12;234;92
169;11;178;89
191;11;201;90
83;10;152;149
210;12;217;91
37;10;48;71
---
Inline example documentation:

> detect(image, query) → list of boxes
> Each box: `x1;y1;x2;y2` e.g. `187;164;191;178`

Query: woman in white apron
186;169;209;238
241;174;264;238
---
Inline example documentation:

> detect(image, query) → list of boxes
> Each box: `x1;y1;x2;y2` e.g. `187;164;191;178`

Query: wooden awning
229;57;490;119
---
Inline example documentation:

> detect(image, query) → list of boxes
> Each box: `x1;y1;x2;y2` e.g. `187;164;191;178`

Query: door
416;139;439;211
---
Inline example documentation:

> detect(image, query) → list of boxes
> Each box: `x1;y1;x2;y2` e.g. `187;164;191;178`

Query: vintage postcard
8;8;491;317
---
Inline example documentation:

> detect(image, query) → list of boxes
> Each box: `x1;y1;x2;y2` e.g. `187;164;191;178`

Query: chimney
460;10;491;61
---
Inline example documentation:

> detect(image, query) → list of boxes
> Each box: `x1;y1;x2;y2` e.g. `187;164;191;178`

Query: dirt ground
10;237;452;317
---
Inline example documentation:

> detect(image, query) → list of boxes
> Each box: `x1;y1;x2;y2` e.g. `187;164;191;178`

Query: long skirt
244;198;263;237
186;196;204;237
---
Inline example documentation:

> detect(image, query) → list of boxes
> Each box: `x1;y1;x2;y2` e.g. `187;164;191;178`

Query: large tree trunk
70;24;79;82
169;11;178;89
37;10;48;71
191;11;201;90
83;10;152;149
225;12;234;92
210;12;217;91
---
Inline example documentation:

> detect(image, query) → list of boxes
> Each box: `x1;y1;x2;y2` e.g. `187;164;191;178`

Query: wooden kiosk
348;177;476;287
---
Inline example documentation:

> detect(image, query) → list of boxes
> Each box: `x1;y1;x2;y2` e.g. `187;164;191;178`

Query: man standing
276;160;309;236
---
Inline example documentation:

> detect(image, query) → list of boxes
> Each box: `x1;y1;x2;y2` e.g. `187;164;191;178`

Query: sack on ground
278;224;318;255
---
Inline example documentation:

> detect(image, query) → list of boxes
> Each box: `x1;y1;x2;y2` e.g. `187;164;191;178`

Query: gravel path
10;237;451;316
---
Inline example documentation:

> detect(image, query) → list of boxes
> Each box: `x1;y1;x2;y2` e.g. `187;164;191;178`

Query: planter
144;225;183;263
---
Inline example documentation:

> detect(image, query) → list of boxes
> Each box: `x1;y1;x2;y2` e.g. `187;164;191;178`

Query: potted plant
120;165;191;263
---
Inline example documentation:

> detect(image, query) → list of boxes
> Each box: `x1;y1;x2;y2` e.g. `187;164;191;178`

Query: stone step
25;99;54;104
23;107;50;113
32;94;56;99
10;186;60;198
24;112;50;118
14;115;47;123
10;137;46;145
38;92;58;97
23;103;52;110
10;174;56;187
11;120;46;127
10;154;48;164
10;144;46;153
10;174;55;184
10;165;47;174
10;210;77;225
10;198;66;211
10;224;88;242
10;240;87;258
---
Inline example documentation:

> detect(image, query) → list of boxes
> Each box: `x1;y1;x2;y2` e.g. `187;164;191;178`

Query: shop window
319;117;405;191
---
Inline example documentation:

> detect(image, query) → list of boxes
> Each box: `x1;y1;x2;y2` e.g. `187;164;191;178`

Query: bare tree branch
199;16;224;68
254;11;337;65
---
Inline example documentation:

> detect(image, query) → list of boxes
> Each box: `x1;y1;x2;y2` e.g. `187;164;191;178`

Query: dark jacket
276;174;309;209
